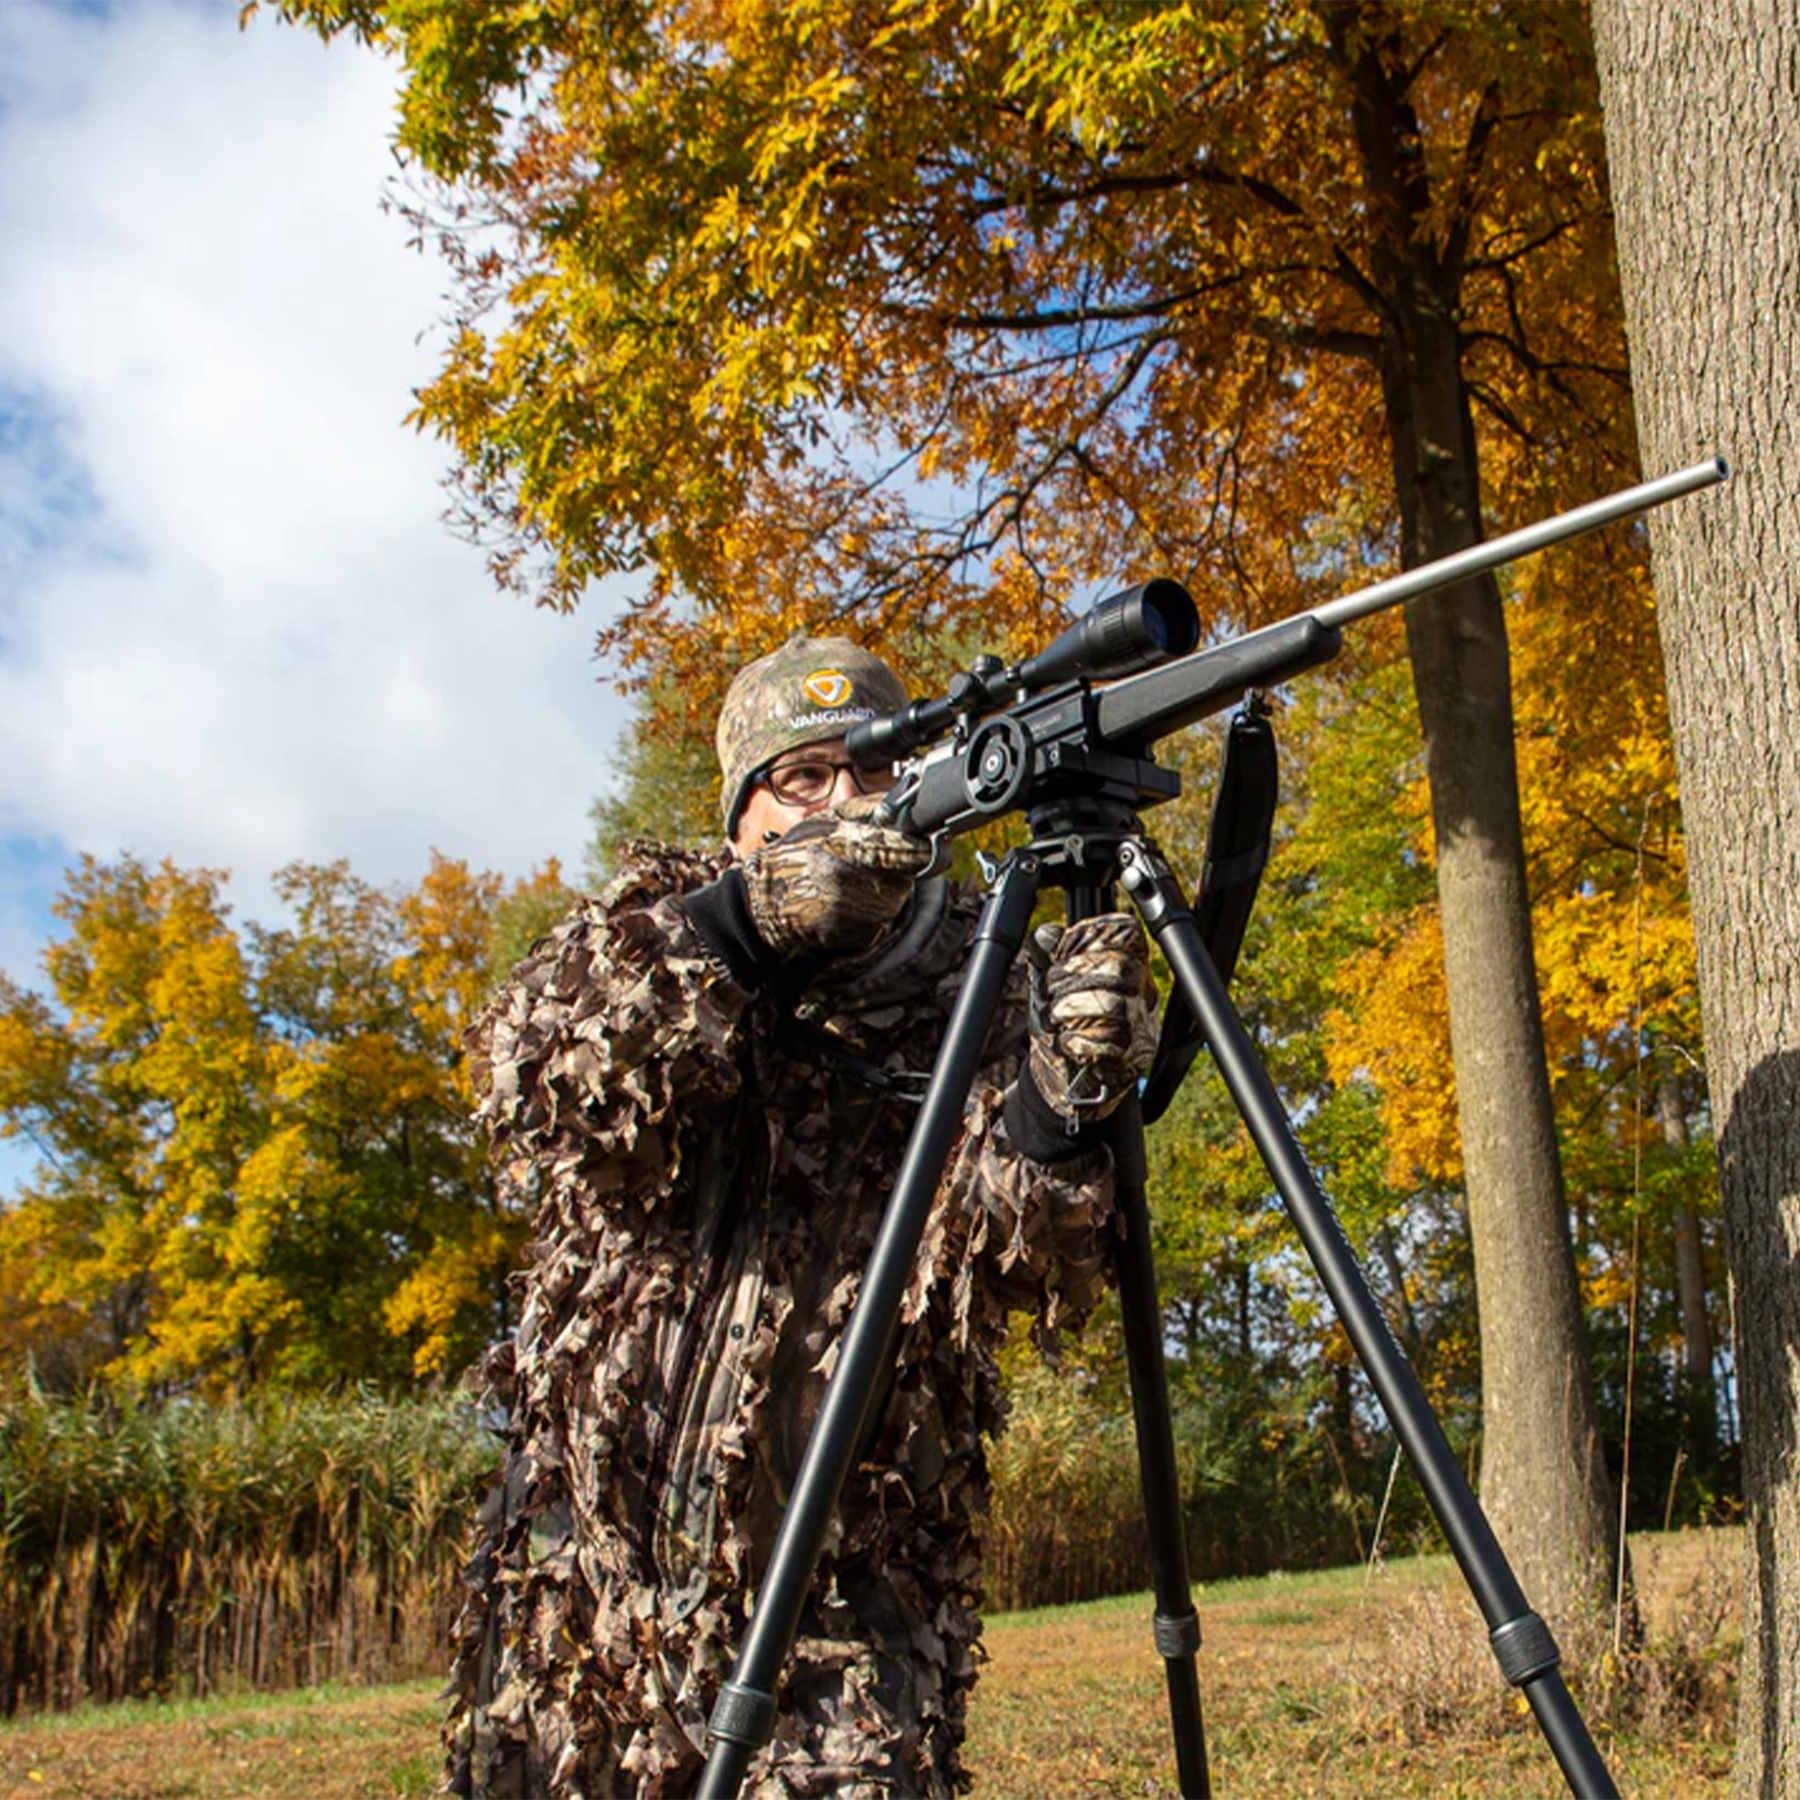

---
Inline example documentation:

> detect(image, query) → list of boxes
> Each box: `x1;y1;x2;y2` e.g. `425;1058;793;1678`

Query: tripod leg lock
707;1681;778;1751
1489;1612;1561;1687
1152;1607;1203;1659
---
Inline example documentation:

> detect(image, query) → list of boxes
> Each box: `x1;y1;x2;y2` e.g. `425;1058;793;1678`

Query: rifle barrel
1087;455;1726;764
1312;456;1728;630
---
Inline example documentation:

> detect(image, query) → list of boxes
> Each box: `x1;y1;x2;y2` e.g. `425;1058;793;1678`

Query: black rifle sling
1140;701;1278;1124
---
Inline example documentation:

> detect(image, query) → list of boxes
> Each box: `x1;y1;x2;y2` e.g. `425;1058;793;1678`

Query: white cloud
0;0;632;978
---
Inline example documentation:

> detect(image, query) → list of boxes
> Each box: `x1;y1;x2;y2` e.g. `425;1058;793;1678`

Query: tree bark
1591;4;1800;1790
1327;12;1620;1636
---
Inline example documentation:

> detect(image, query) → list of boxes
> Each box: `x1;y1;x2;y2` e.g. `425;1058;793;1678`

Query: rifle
858;456;1728;845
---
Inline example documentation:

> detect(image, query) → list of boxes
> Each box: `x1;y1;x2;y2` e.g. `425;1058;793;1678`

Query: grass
970;1533;1738;1797
0;1533;1739;1798
0;1681;444;1798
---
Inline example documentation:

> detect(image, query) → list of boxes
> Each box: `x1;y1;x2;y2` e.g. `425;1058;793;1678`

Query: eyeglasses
760;755;896;807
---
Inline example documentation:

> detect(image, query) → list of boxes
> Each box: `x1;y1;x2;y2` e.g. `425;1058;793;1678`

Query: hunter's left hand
1026;912;1159;1124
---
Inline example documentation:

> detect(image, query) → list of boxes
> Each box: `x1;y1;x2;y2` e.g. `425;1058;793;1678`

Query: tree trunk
1658;1068;1718;1456
1328;13;1620;1636
1374;1222;1422;1353
1592;5;1800;1789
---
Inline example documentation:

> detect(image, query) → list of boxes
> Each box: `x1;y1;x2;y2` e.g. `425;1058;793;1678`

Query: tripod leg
1116;839;1619;1800
1066;878;1205;1791
1109;1092;1211;1798
699;850;1044;1799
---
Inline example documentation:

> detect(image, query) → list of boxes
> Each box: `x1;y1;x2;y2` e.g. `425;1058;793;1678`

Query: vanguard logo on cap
716;634;910;835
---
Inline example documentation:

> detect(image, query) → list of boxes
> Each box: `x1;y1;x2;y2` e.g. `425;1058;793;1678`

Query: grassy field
0;1534;1738;1798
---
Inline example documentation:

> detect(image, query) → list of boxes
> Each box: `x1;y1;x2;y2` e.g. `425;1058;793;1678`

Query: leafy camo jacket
443;844;1120;1798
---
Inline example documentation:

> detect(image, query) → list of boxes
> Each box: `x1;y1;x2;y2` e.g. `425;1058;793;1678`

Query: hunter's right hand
743;796;930;959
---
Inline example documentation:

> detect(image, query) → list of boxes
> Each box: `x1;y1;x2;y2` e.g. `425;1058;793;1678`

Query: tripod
697;459;1728;1797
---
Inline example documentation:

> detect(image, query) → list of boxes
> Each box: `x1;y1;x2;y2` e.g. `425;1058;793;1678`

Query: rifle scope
1017;577;1200;687
846;579;1198;766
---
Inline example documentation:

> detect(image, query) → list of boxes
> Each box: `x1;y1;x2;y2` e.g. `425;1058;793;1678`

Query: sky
0;0;636;1194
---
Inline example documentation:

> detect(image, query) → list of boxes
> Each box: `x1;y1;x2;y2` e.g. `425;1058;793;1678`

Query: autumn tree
1591;2;1800;1786
485;857;581;996
249;856;519;1382
0;852;559;1391
1329;535;1724;1501
0;859;271;1390
270;0;1640;1623
1;861;188;1386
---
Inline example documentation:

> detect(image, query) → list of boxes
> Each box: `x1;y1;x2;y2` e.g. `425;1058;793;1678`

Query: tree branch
1245;316;1383;362
1466;379;1539;447
1460;328;1629;386
1398;29;1450;95
1443;80;1503;281
1465;217;1580;273
826;331;1169;612
912;269;1260;332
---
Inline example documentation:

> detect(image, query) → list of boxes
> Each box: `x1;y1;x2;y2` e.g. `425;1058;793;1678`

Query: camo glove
1024;912;1159;1126
742;795;931;961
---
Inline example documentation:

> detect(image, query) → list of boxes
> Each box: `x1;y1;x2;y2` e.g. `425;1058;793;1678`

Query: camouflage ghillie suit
445;844;1122;1797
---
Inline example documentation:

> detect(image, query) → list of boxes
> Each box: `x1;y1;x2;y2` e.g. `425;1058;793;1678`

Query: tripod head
854;457;1728;862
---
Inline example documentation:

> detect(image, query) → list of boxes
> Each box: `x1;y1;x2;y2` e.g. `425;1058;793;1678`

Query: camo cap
717;634;908;834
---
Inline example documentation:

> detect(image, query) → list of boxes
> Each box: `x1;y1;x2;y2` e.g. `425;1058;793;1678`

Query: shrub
1340;1529;1741;1750
982;1357;1411;1610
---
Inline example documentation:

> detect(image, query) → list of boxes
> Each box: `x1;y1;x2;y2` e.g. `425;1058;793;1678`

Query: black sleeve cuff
1003;1056;1106;1165
680;869;780;991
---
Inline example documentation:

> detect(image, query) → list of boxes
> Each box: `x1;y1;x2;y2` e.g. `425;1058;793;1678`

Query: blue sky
0;0;638;1196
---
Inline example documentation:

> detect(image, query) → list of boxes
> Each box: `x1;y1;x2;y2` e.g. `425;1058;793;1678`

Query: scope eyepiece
1014;579;1198;690
846;698;956;766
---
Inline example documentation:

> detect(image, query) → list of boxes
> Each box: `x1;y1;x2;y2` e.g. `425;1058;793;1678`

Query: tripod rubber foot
1153;1608;1203;1659
708;1681;778;1750
1490;1613;1561;1686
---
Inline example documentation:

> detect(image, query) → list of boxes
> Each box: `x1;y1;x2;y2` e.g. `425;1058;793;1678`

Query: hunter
445;635;1157;1796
